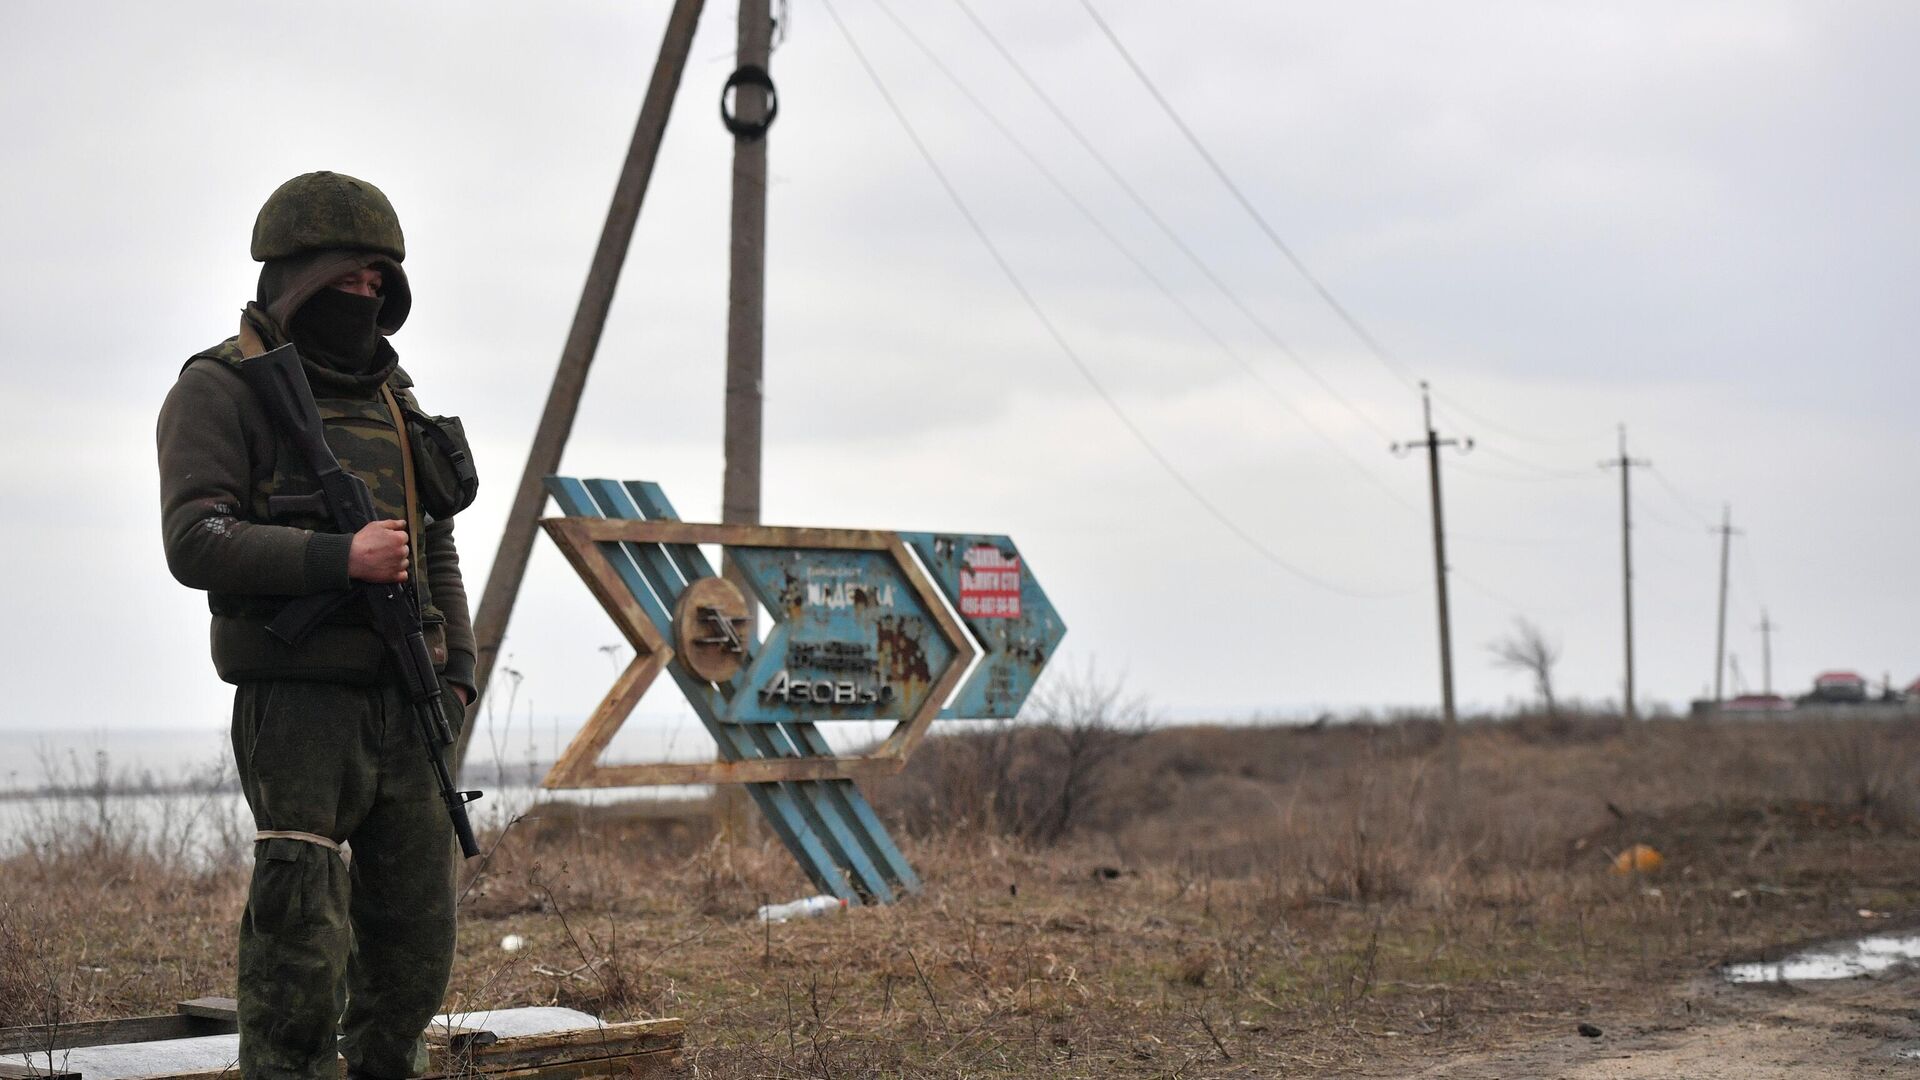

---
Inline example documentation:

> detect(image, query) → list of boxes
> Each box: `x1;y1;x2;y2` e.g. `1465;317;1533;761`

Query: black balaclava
255;249;407;392
289;286;385;373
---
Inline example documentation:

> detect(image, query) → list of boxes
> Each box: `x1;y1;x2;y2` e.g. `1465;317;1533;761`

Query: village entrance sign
539;477;1065;903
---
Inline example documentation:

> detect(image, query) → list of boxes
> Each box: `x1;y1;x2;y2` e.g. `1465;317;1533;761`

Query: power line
1075;0;1615;452
1647;465;1719;528
1449;529;1588;549
1473;441;1595;480
1629;495;1696;534
821;0;1417;600
1431;390;1618;451
1735;533;1770;613
905;0;1611;530
949;0;1402;444
867;0;1423;514
1074;0;1419;387
1451;456;1603;484
1452;566;1567;617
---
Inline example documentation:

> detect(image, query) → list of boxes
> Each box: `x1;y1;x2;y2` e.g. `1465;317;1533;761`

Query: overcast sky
2;1;1915;749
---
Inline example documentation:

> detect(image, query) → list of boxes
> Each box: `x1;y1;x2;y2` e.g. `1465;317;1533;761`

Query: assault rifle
234;343;483;858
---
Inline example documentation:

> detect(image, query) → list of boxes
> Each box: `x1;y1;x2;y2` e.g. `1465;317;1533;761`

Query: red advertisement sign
959;545;1022;619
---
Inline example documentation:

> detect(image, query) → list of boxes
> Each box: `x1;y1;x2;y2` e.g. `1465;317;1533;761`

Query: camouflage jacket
156;330;477;694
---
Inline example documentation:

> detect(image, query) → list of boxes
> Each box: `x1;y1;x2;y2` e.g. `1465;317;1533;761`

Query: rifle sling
378;383;424;590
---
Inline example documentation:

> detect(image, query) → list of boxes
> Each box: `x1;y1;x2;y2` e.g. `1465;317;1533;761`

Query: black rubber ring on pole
721;65;778;141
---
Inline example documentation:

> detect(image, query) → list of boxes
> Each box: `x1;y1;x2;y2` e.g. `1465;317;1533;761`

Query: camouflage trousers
231;679;456;1079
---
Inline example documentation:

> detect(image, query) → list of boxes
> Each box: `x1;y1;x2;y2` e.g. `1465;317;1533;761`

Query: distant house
1722;693;1793;713
1808;670;1869;704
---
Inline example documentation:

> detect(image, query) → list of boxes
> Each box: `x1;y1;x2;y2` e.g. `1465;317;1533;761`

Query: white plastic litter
5;1005;602;1078
754;894;846;923
500;933;526;952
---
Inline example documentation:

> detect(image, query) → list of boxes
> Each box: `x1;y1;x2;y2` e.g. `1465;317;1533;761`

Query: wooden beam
0;1065;81;1080
554;517;899;551
175;997;237;1022
0;1011;233;1054
431;1019;683;1072
454;0;711;780
138;1047;682;1080
132;1018;687;1079
476;1049;682;1079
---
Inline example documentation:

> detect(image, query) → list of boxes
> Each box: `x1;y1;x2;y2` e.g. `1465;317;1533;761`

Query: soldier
157;171;479;1079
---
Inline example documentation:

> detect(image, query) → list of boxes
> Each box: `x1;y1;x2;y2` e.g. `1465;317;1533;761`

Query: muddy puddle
1721;934;1920;983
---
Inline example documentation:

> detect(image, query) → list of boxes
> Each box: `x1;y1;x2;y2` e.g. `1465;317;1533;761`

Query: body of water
0;725;712;857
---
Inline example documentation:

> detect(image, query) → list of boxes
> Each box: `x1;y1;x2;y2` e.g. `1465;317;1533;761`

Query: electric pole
723;0;772;549
1600;426;1650;725
1756;609;1777;696
718;0;776;841
1392;382;1473;785
1711;505;1741;706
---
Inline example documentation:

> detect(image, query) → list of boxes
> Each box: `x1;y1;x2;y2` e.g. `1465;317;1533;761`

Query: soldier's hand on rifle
349;519;410;582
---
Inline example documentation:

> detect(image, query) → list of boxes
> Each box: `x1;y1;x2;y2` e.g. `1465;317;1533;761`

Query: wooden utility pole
1600;426;1650;724
717;0;776;841
1756;609;1777;696
1711;505;1741;705
456;0;708;778
1393;382;1472;785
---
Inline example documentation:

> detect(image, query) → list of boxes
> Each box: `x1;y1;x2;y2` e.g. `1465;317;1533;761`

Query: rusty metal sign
537;477;1065;903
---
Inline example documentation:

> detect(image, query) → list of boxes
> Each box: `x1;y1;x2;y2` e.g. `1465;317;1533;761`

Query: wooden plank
0;1065;82;1080
74;1037;687;1076
176;997;237;1022
426;1023;499;1055
0;1012;231;1054
434;1019;681;1071
142;1054;686;1080
553;516;897;553
548;750;901;787
469;1047;683;1079
455;0;712;779
0;1064;82;1080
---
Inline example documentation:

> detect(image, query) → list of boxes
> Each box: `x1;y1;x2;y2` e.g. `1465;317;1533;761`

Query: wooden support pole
455;0;707;777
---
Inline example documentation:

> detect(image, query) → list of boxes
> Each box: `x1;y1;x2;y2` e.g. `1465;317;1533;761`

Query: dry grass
7;711;1920;1077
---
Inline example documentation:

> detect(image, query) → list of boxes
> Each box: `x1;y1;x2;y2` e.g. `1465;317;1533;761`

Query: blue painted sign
725;547;963;725
902;532;1067;720
539;477;1066;904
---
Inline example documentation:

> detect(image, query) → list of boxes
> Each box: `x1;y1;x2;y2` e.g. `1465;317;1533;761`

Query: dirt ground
1406;966;1920;1079
10;715;1920;1076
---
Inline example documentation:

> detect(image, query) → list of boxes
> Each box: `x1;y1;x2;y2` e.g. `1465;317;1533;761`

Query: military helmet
251;171;406;263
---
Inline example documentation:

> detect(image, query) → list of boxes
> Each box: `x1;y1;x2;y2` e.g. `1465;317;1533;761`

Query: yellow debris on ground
1611;843;1664;874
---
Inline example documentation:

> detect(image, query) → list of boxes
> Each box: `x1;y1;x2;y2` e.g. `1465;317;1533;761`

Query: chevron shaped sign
536;478;1065;902
900;532;1066;720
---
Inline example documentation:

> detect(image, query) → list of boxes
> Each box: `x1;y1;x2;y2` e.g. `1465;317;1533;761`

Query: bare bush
0;904;42;1027
1489;617;1562;721
1806;716;1917;819
875;660;1146;843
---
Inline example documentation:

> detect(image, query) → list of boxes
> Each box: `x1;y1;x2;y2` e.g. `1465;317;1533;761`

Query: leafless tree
1489;617;1561;717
